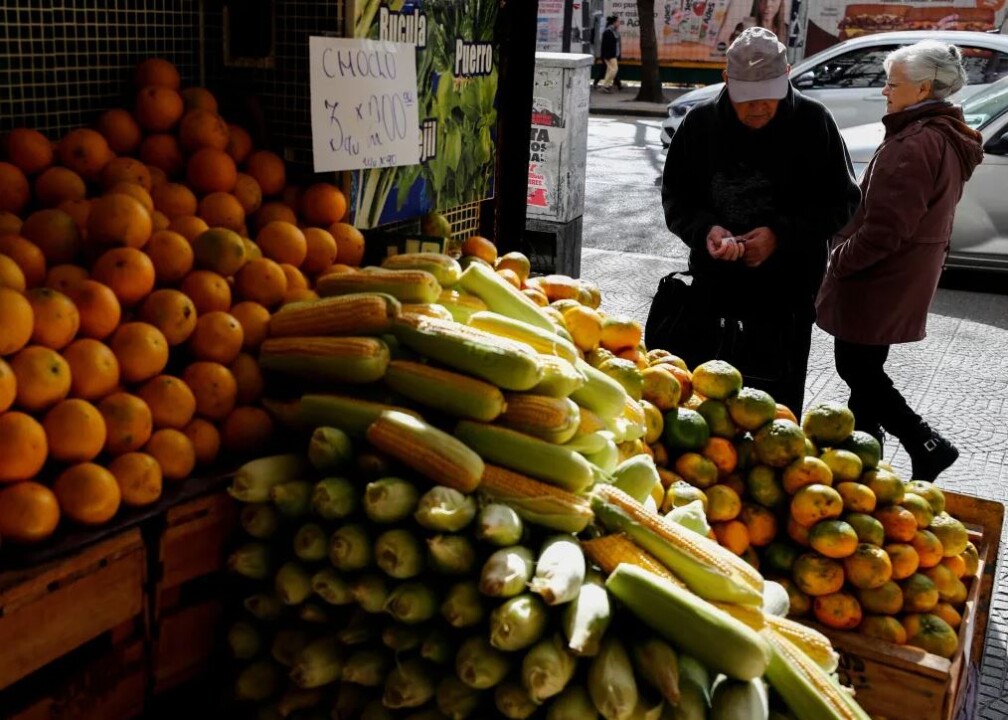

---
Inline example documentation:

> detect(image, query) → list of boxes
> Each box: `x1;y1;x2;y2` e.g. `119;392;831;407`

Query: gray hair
884;41;968;100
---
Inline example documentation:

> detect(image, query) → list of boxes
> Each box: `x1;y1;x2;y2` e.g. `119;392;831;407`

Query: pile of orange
0;57;367;546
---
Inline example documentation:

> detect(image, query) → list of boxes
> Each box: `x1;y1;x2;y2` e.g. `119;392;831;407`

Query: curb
589;105;668;118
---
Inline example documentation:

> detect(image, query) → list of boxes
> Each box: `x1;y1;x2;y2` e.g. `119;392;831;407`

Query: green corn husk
441;581;485;628
227;621;261;659
563;570;611;657
235;659;280;701
299;602;332;624
490;594;549;652
256;703;282;720
290;636;345;688
421;628;454;665
332;682;369;720
710;677;770;719
436;676;483;720
277;687;324;717
632;638;680;706
456;636;511;690
312;477;358;520
364;477;421;524
241;503;279;539
668;656;711;720
359;699;394;720
352;574;390;613
272;629;311;667
308;426;354;471
414;486;478;531
383;658;436;709
228;453;307;503
228;542;273;580
271;480;313;517
330;524;373;571
588;636;639;720
294;523;330;562
357;451;396;479
337;608;377;646
375;528;426;579
312;568;355;605
664;499;711;538
244;593;283;621
496;681;538;719
385;583;439;624
427;534;477;575
530;535;586;606
342;648;391;687
383;624;425;652
476;503;524;546
629;695;666;720
403;710;451;720
546;686;600;720
479;546;535;597
522;633;578;703
275;561;313;605
612;454;661;503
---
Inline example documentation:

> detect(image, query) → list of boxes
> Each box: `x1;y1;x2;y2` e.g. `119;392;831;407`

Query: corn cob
263;393;421;437
712;601;768;631
578;406;607;434
381;252;462;286
259;337;390;384
500;394;581;444
457;262;556;332
564;430;612;455
468;310;580;364
317;268;442;304
605;563;771;681
580;533;684;586
562;570;611;657
587;636;638;718
591;484;764;605
228;453;309;503
268;293;400;337
438;289;488;323
530;535;586;605
711;678;770;719
532;353;586;398
384;360;506;422
765;615;839;673
367;410;484;493
571;358;630;420
480;464;594;533
761;628;871;720
392;313;544;391
400;303;453;321
611;454;661;503
456;420;595;492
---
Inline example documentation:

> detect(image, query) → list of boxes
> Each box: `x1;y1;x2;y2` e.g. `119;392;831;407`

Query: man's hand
740;227;778;267
706;225;745;262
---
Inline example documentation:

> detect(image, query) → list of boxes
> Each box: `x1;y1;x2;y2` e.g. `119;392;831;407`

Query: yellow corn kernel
581;534;685;586
500;394;581;444
268;293;400;337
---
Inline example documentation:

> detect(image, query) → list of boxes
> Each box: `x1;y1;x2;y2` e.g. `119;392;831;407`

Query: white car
660;30;1008;146
842;76;1008;272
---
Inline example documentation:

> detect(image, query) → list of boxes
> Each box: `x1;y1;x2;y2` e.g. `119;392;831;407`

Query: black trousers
746;316;812;419
833;339;924;441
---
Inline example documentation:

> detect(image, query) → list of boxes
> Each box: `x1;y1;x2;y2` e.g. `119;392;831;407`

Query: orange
34;167;86;207
461;235;497;264
318;262;357;279
187;147;237;194
245;150;285;196
230;353;265;404
57;129;113;181
135;85;185;132
230;301;271;350
813;591;862;630
0;358;15;412
0;482;60;543
0;412;48;482
233;173;263;214
106;182;154;214
139;289;198;346
152;209;171;233
712;519;750;555
192;227;247;276
600;316;643;353
108;452;163;507
860;615;908;644
183;417;222;465
101;157;152;191
62;338;120;400
300;183;347;225
790;483;843;528
792;553;845;596
5;128;53;175
563;305;604;353
933;603;963;631
181;87;218;112
941;554;967;579
280;263;308;291
98;392;153;455
0;162;30;214
254;202;297;233
836;481;877;514
0;253;27;291
179;109;229;152
910;529;945;569
875;505;918;543
43;398;106;463
256;221;307;267
134;58;181;90
787;516;811;546
91;247;156;306
226;124;253;164
705;483;742;522
68;280;121;340
144;428;196;481
0;287;35;355
10;345;71;411
0;212;22;235
168;214;209;242
188;311;244;364
808;519;859;559
701;436;738;476
857;581;904;616
886;543;921;580
152;182;198;219
198;192;245;232
901;573;940;613
328;222;365;267
137;374;197;429
843;543;894;590
57;199;91;236
87;193;153;249
781;455;833;494
45;264;88;294
148;165;168;188
0;234;47;287
95;108;143;155
109;321;169;384
234;258;287;307
497;252;532;284
739;503;778;547
673;452;718;489
145;230;194;284
496;268;522;289
54;462;122;525
222;406;274;452
140;134;185;177
26;287;79;349
183;361;237;420
180;269;231;314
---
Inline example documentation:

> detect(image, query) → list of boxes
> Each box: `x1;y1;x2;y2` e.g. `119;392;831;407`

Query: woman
750;0;787;42
816;41;984;481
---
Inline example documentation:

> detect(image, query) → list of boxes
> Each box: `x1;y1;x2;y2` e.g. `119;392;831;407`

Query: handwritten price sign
309;37;421;173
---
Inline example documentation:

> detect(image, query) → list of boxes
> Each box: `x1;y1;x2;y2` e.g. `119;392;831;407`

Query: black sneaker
909;433;959;482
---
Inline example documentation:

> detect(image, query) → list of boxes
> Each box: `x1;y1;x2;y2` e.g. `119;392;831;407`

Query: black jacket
601;26;620;60
661;87;860;310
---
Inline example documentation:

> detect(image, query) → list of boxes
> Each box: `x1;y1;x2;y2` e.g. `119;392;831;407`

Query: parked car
660;30;1008;146
841;76;1008;273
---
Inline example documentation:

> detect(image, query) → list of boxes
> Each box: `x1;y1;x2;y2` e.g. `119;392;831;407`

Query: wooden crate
815;490;1003;720
0;529;146;691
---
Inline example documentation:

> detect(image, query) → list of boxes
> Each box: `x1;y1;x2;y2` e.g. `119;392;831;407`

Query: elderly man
660;27;860;414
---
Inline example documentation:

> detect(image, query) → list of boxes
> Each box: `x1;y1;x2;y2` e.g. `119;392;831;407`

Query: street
580;114;1008;718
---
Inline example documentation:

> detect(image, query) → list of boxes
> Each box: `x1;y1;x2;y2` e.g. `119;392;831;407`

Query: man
660;27;860;414
598;16;621;93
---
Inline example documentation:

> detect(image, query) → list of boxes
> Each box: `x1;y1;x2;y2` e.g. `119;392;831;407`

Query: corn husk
342;648;391;687
664;499;710;538
312;477;358;520
235;659;280;701
359;699;394;720
530;535;586;605
364;477;421;524
244;593;283;621
562;570;611;657
441;581;486;628
337;608;377;645
436;675;483;719
277;687;324;717
333;682;370;719
420;628;454;664
351;574;390;614
588;636;638;720
272;629;310;667
275;561;313;605
228;542;273;580
382;624;425;652
710;677;769;719
612;454;661;503
228;453;307;503
477;503;524;546
546;685;600;720
241;503;279;539
490;593;549;652
270;480;313;517
631;638;680;706
427;534;477;574
479;546;535;597
521;633;577;703
375;528;426;579
456;636;511;689
385;583;439;624
329;524;373;571
312;568;355;605
415;486;478;531
496;681;539;719
294;523;329;562
308;426;353;471
298;602;332;624
383;658;436;709
227;621;261;659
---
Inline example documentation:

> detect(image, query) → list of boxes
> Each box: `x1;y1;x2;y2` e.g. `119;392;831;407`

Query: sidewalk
588;83;688;117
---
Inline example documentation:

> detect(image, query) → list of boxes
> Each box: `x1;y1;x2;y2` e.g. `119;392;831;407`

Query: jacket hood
884;102;985;180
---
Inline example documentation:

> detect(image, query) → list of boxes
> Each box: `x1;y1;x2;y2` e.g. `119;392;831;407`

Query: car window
807;46;900;89
961;78;1008;128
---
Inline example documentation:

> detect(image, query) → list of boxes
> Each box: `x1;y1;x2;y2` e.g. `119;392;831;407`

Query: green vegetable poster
348;0;499;228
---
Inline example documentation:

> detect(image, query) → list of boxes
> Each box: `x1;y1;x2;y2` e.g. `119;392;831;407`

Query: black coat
601;26;620;60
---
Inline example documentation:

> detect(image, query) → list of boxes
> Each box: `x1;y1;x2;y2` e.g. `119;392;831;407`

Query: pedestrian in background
816;41;983;481
598;15;621;93
657;27;860;413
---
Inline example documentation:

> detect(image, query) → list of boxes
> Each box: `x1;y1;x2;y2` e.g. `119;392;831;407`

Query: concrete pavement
588;82;683;117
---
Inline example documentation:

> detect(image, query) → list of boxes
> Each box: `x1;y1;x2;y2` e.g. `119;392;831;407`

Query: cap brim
727;75;789;103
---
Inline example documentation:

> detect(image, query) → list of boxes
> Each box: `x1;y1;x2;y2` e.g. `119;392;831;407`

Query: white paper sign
309;36;420;173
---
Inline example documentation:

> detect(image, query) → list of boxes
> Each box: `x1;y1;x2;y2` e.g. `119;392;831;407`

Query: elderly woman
816;41;984;481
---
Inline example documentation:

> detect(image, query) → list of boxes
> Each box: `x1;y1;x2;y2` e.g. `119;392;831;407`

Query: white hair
884;41;968;100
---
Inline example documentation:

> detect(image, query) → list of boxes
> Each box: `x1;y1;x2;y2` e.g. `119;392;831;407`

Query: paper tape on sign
309;36;421;173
